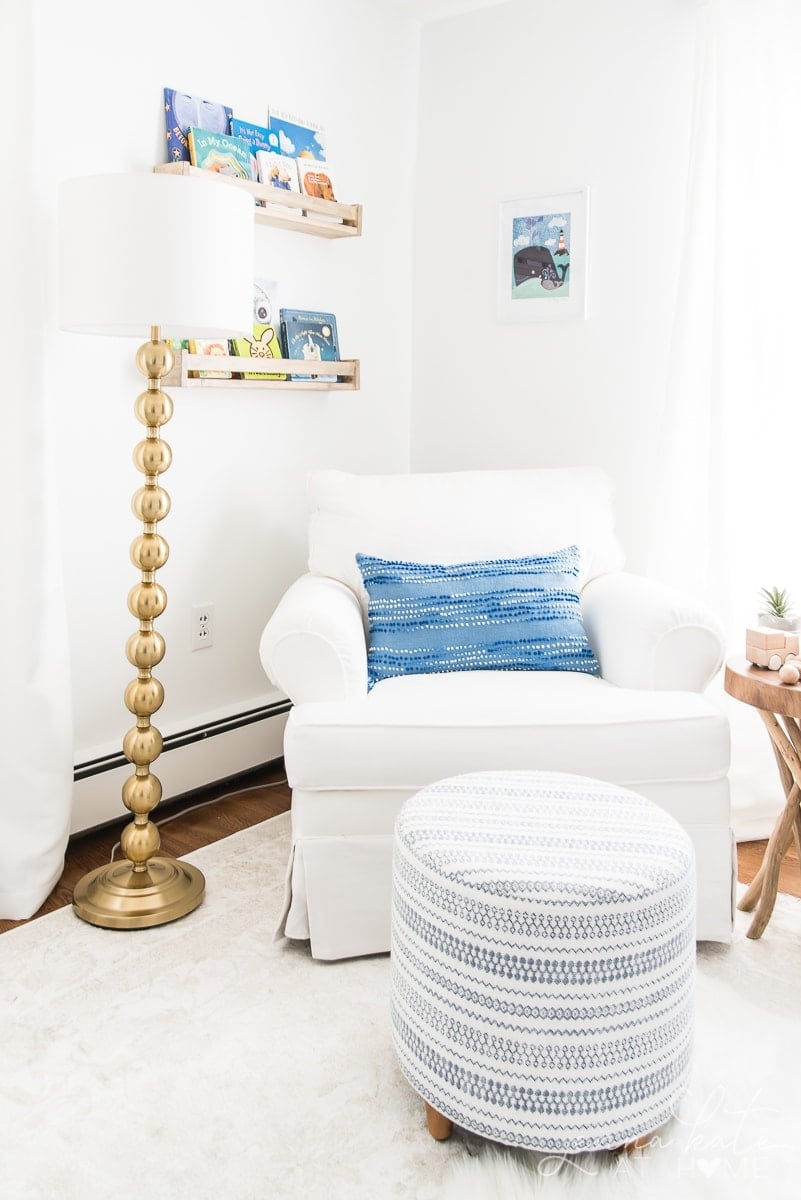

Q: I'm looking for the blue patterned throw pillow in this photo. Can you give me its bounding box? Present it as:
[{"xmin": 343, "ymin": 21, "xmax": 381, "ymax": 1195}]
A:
[{"xmin": 356, "ymin": 546, "xmax": 600, "ymax": 690}]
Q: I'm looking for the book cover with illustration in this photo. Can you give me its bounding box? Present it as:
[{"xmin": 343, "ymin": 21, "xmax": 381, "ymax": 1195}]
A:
[
  {"xmin": 231, "ymin": 280, "xmax": 286, "ymax": 380},
  {"xmin": 188, "ymin": 338, "xmax": 233, "ymax": 379},
  {"xmin": 187, "ymin": 127, "xmax": 252, "ymax": 179},
  {"xmin": 267, "ymin": 107, "xmax": 327, "ymax": 161},
  {"xmin": 296, "ymin": 158, "xmax": 337, "ymax": 202},
  {"xmin": 164, "ymin": 87, "xmax": 232, "ymax": 163},
  {"xmin": 256, "ymin": 151, "xmax": 300, "ymax": 192},
  {"xmin": 230, "ymin": 118, "xmax": 280, "ymax": 180},
  {"xmin": 280, "ymin": 308, "xmax": 339, "ymax": 382},
  {"xmin": 231, "ymin": 326, "xmax": 285, "ymax": 379}
]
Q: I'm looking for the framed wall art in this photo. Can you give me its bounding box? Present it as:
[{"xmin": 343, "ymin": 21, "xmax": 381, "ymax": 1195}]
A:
[{"xmin": 497, "ymin": 188, "xmax": 589, "ymax": 322}]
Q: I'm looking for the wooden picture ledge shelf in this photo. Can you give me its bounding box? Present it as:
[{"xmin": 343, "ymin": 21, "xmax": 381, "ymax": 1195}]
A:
[
  {"xmin": 164, "ymin": 352, "xmax": 360, "ymax": 391},
  {"xmin": 153, "ymin": 162, "xmax": 363, "ymax": 238}
]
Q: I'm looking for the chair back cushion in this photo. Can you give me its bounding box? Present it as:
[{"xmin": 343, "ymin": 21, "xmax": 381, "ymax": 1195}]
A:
[{"xmin": 307, "ymin": 467, "xmax": 625, "ymax": 614}]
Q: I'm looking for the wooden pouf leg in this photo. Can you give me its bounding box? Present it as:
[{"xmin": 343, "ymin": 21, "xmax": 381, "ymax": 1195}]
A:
[
  {"xmin": 614, "ymin": 1131, "xmax": 658, "ymax": 1155},
  {"xmin": 424, "ymin": 1102, "xmax": 453, "ymax": 1141}
]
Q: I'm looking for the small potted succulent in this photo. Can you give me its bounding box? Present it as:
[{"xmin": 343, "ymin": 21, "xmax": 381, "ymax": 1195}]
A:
[{"xmin": 758, "ymin": 585, "xmax": 799, "ymax": 631}]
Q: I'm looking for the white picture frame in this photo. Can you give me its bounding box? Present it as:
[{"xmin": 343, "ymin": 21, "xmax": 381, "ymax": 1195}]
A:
[{"xmin": 497, "ymin": 188, "xmax": 589, "ymax": 322}]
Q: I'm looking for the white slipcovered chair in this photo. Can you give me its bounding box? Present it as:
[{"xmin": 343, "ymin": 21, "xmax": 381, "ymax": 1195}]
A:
[{"xmin": 260, "ymin": 467, "xmax": 734, "ymax": 960}]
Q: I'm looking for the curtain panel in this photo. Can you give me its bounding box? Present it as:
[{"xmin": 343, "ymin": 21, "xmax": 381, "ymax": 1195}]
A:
[{"xmin": 0, "ymin": 3, "xmax": 73, "ymax": 919}]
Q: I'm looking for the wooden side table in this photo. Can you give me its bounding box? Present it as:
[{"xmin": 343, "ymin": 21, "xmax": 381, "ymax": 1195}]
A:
[{"xmin": 724, "ymin": 656, "xmax": 801, "ymax": 938}]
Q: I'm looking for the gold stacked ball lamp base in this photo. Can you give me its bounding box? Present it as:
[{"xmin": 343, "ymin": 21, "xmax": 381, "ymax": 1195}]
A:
[
  {"xmin": 73, "ymin": 857, "xmax": 205, "ymax": 929},
  {"xmin": 73, "ymin": 327, "xmax": 205, "ymax": 930}
]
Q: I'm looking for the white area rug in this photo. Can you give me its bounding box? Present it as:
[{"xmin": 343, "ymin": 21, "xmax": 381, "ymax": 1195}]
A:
[{"xmin": 1, "ymin": 814, "xmax": 798, "ymax": 1198}]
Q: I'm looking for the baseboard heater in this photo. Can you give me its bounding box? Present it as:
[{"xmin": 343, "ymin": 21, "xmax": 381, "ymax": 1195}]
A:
[{"xmin": 74, "ymin": 700, "xmax": 291, "ymax": 781}]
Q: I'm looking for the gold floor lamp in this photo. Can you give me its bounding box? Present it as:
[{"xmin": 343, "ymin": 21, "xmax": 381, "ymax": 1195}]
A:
[{"xmin": 58, "ymin": 171, "xmax": 253, "ymax": 929}]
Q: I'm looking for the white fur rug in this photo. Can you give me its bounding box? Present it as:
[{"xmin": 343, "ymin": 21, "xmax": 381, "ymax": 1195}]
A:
[{"xmin": 1, "ymin": 814, "xmax": 798, "ymax": 1198}]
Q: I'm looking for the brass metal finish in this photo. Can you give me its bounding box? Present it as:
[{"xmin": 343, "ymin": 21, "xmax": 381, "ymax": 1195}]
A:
[
  {"xmin": 73, "ymin": 327, "xmax": 205, "ymax": 929},
  {"xmin": 72, "ymin": 857, "xmax": 205, "ymax": 930}
]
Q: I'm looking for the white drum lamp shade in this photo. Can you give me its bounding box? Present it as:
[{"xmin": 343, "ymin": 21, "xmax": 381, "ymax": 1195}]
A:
[{"xmin": 58, "ymin": 171, "xmax": 254, "ymax": 338}]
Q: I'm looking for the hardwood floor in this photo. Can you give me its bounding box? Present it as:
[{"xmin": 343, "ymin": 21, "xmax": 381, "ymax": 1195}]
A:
[
  {"xmin": 1, "ymin": 760, "xmax": 799, "ymax": 935},
  {"xmin": 735, "ymin": 836, "xmax": 800, "ymax": 901},
  {"xmin": 0, "ymin": 760, "xmax": 291, "ymax": 936}
]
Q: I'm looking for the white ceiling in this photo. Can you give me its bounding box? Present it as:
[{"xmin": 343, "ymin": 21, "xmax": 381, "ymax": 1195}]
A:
[{"xmin": 376, "ymin": 0, "xmax": 511, "ymax": 23}]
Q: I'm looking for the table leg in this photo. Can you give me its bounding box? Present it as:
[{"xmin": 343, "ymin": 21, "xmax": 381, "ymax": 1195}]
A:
[
  {"xmin": 740, "ymin": 710, "xmax": 801, "ymax": 939},
  {"xmin": 745, "ymin": 799, "xmax": 798, "ymax": 938},
  {"xmin": 739, "ymin": 789, "xmax": 798, "ymax": 912},
  {"xmin": 780, "ymin": 712, "xmax": 801, "ymax": 760}
]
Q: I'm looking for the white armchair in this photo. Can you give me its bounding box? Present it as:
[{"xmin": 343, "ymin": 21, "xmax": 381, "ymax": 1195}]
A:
[{"xmin": 260, "ymin": 467, "xmax": 734, "ymax": 960}]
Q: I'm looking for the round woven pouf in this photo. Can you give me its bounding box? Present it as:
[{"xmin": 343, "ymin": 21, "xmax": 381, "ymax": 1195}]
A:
[{"xmin": 390, "ymin": 770, "xmax": 696, "ymax": 1154}]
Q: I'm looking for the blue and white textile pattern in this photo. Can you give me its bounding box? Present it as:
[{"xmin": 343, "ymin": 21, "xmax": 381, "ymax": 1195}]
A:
[
  {"xmin": 390, "ymin": 770, "xmax": 696, "ymax": 1153},
  {"xmin": 355, "ymin": 546, "xmax": 600, "ymax": 689}
]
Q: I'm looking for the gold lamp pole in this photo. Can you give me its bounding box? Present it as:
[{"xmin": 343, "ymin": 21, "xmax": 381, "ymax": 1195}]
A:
[
  {"xmin": 58, "ymin": 172, "xmax": 253, "ymax": 929},
  {"xmin": 72, "ymin": 328, "xmax": 205, "ymax": 926}
]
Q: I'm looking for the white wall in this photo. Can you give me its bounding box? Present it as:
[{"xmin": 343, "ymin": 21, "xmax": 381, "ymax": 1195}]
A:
[
  {"xmin": 33, "ymin": 0, "xmax": 419, "ymax": 798},
  {"xmin": 411, "ymin": 0, "xmax": 697, "ymax": 574},
  {"xmin": 27, "ymin": 0, "xmax": 771, "ymax": 837},
  {"xmin": 410, "ymin": 0, "xmax": 780, "ymax": 839}
]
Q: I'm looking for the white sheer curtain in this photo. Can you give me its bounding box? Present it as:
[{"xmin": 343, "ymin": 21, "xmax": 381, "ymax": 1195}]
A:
[
  {"xmin": 0, "ymin": 3, "xmax": 73, "ymax": 918},
  {"xmin": 651, "ymin": 0, "xmax": 801, "ymax": 835}
]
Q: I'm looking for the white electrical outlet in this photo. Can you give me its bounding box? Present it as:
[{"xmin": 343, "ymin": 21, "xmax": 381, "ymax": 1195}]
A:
[{"xmin": 190, "ymin": 603, "xmax": 214, "ymax": 651}]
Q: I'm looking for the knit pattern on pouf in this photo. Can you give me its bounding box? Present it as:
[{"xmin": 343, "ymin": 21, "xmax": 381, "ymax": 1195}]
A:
[{"xmin": 390, "ymin": 770, "xmax": 696, "ymax": 1153}]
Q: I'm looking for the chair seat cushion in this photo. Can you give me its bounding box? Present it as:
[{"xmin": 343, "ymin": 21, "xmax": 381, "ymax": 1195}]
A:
[{"xmin": 284, "ymin": 669, "xmax": 729, "ymax": 792}]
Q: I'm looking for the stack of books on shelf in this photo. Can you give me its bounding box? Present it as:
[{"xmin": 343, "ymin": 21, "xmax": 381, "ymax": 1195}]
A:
[
  {"xmin": 163, "ymin": 88, "xmax": 340, "ymax": 203},
  {"xmin": 171, "ymin": 279, "xmax": 343, "ymax": 382}
]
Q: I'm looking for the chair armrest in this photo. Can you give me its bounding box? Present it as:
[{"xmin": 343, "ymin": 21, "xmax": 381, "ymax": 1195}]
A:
[
  {"xmin": 581, "ymin": 571, "xmax": 725, "ymax": 692},
  {"xmin": 259, "ymin": 574, "xmax": 368, "ymax": 704}
]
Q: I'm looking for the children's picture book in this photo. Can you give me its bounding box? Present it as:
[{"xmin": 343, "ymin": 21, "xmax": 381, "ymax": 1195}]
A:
[
  {"xmin": 188, "ymin": 338, "xmax": 233, "ymax": 379},
  {"xmin": 231, "ymin": 279, "xmax": 286, "ymax": 380},
  {"xmin": 164, "ymin": 88, "xmax": 232, "ymax": 163},
  {"xmin": 231, "ymin": 325, "xmax": 285, "ymax": 380},
  {"xmin": 187, "ymin": 127, "xmax": 252, "ymax": 179},
  {"xmin": 280, "ymin": 308, "xmax": 340, "ymax": 382},
  {"xmin": 296, "ymin": 158, "xmax": 337, "ymax": 202},
  {"xmin": 267, "ymin": 107, "xmax": 327, "ymax": 161},
  {"xmin": 230, "ymin": 119, "xmax": 280, "ymax": 180},
  {"xmin": 256, "ymin": 151, "xmax": 300, "ymax": 192}
]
